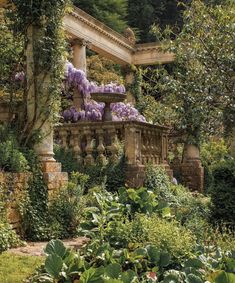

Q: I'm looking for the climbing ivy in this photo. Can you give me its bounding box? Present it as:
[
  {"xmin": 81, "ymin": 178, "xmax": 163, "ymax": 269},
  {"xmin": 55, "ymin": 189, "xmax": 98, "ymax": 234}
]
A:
[{"xmin": 6, "ymin": 0, "xmax": 69, "ymax": 144}]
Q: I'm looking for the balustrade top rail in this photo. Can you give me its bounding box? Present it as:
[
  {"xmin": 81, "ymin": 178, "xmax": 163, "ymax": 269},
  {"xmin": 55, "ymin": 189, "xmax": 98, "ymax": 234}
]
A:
[{"xmin": 55, "ymin": 120, "xmax": 169, "ymax": 132}]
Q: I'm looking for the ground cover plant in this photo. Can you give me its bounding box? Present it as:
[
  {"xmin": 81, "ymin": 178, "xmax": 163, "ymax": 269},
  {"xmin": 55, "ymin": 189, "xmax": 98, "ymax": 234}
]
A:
[{"xmin": 0, "ymin": 252, "xmax": 43, "ymax": 283}]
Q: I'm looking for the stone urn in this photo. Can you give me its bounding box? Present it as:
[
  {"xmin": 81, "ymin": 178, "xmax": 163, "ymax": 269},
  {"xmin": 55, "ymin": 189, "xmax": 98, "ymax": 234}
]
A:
[{"xmin": 91, "ymin": 92, "xmax": 126, "ymax": 121}]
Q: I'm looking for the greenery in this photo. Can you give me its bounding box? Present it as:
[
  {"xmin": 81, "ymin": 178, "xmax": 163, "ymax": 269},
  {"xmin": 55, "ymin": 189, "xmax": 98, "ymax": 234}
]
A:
[
  {"xmin": 144, "ymin": 0, "xmax": 235, "ymax": 147},
  {"xmin": 0, "ymin": 252, "xmax": 43, "ymax": 283},
  {"xmin": 210, "ymin": 159, "xmax": 235, "ymax": 228},
  {"xmin": 0, "ymin": 179, "xmax": 23, "ymax": 253},
  {"xmin": 0, "ymin": 125, "xmax": 29, "ymax": 172},
  {"xmin": 5, "ymin": 0, "xmax": 68, "ymax": 145},
  {"xmin": 73, "ymin": 0, "xmax": 128, "ymax": 33}
]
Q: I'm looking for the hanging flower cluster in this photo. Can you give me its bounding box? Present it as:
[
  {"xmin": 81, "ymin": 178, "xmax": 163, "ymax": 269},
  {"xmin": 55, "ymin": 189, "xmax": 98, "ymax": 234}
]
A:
[
  {"xmin": 63, "ymin": 62, "xmax": 146, "ymax": 123},
  {"xmin": 65, "ymin": 62, "xmax": 125, "ymax": 98}
]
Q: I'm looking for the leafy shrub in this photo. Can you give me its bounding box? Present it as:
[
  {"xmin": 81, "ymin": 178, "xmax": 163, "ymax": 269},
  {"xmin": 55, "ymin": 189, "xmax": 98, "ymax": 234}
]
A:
[
  {"xmin": 119, "ymin": 187, "xmax": 158, "ymax": 215},
  {"xmin": 210, "ymin": 159, "xmax": 235, "ymax": 228},
  {"xmin": 144, "ymin": 165, "xmax": 171, "ymax": 198},
  {"xmin": 137, "ymin": 214, "xmax": 196, "ymax": 259},
  {"xmin": 0, "ymin": 125, "xmax": 28, "ymax": 172},
  {"xmin": 54, "ymin": 145, "xmax": 126, "ymax": 191},
  {"xmin": 201, "ymin": 139, "xmax": 229, "ymax": 193},
  {"xmin": 54, "ymin": 144, "xmax": 79, "ymax": 173},
  {"xmin": 49, "ymin": 172, "xmax": 88, "ymax": 238},
  {"xmin": 0, "ymin": 221, "xmax": 22, "ymax": 253}
]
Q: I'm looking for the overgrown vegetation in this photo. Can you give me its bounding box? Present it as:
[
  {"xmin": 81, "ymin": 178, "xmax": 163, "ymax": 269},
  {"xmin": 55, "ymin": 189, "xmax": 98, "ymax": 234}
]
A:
[{"xmin": 28, "ymin": 166, "xmax": 235, "ymax": 282}]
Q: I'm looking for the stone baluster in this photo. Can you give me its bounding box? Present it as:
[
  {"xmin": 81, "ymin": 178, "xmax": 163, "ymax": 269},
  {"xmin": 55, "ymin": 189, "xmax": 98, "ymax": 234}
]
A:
[
  {"xmin": 84, "ymin": 127, "xmax": 94, "ymax": 165},
  {"xmin": 106, "ymin": 126, "xmax": 119, "ymax": 162},
  {"xmin": 96, "ymin": 128, "xmax": 107, "ymax": 165},
  {"xmin": 60, "ymin": 129, "xmax": 68, "ymax": 150},
  {"xmin": 71, "ymin": 128, "xmax": 82, "ymax": 163},
  {"xmin": 150, "ymin": 130, "xmax": 155, "ymax": 163},
  {"xmin": 141, "ymin": 129, "xmax": 148, "ymax": 165}
]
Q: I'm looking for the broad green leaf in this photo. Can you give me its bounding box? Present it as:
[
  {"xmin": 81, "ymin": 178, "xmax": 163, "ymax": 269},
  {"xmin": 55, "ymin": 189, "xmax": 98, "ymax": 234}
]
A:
[
  {"xmin": 105, "ymin": 263, "xmax": 122, "ymax": 279},
  {"xmin": 44, "ymin": 239, "xmax": 67, "ymax": 258},
  {"xmin": 45, "ymin": 254, "xmax": 63, "ymax": 279},
  {"xmin": 187, "ymin": 273, "xmax": 203, "ymax": 283},
  {"xmin": 121, "ymin": 270, "xmax": 137, "ymax": 283},
  {"xmin": 146, "ymin": 245, "xmax": 161, "ymax": 264},
  {"xmin": 160, "ymin": 251, "xmax": 171, "ymax": 267}
]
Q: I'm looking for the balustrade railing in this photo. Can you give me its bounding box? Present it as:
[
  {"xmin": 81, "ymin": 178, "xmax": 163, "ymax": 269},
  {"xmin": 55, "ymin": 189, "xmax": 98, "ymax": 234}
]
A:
[{"xmin": 54, "ymin": 121, "xmax": 169, "ymax": 167}]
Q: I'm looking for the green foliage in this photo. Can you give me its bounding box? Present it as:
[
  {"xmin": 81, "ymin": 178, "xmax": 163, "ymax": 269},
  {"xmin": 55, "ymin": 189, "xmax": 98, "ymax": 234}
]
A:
[
  {"xmin": 137, "ymin": 214, "xmax": 196, "ymax": 259},
  {"xmin": 0, "ymin": 125, "xmax": 29, "ymax": 172},
  {"xmin": 49, "ymin": 172, "xmax": 88, "ymax": 238},
  {"xmin": 210, "ymin": 159, "xmax": 235, "ymax": 228},
  {"xmin": 6, "ymin": 0, "xmax": 69, "ymax": 143},
  {"xmin": 119, "ymin": 187, "xmax": 158, "ymax": 215},
  {"xmin": 0, "ymin": 183, "xmax": 23, "ymax": 253},
  {"xmin": 127, "ymin": 0, "xmax": 185, "ymax": 43},
  {"xmin": 54, "ymin": 144, "xmax": 79, "ymax": 173},
  {"xmin": 0, "ymin": 221, "xmax": 22, "ymax": 253},
  {"xmin": 147, "ymin": 0, "xmax": 235, "ymax": 145},
  {"xmin": 201, "ymin": 138, "xmax": 229, "ymax": 192},
  {"xmin": 73, "ymin": 0, "xmax": 128, "ymax": 33},
  {"xmin": 87, "ymin": 55, "xmax": 124, "ymax": 85},
  {"xmin": 55, "ymin": 144, "xmax": 126, "ymax": 191},
  {"xmin": 144, "ymin": 165, "xmax": 172, "ymax": 200},
  {"xmin": 0, "ymin": 8, "xmax": 23, "ymax": 96}
]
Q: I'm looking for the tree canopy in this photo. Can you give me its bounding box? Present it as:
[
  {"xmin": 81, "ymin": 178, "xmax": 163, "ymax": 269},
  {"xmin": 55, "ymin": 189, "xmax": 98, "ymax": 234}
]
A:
[
  {"xmin": 141, "ymin": 0, "xmax": 235, "ymax": 146},
  {"xmin": 73, "ymin": 0, "xmax": 128, "ymax": 33}
]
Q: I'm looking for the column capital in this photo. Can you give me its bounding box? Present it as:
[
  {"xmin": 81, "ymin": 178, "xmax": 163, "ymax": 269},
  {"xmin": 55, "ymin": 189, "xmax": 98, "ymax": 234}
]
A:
[{"xmin": 71, "ymin": 38, "xmax": 91, "ymax": 48}]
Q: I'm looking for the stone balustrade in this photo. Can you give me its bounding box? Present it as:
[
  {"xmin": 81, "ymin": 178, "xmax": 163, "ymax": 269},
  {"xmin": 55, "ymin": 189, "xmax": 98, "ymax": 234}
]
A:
[{"xmin": 55, "ymin": 121, "xmax": 170, "ymax": 186}]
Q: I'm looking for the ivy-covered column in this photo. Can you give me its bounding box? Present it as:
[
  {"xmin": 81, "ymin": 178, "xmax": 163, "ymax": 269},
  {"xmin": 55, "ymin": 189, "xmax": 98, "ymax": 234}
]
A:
[
  {"xmin": 10, "ymin": 0, "xmax": 69, "ymax": 192},
  {"xmin": 26, "ymin": 25, "xmax": 54, "ymax": 163}
]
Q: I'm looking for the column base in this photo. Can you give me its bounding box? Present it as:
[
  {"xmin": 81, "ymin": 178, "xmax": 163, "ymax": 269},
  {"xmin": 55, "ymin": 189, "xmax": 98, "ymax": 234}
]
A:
[
  {"xmin": 41, "ymin": 160, "xmax": 68, "ymax": 198},
  {"xmin": 125, "ymin": 165, "xmax": 145, "ymax": 188}
]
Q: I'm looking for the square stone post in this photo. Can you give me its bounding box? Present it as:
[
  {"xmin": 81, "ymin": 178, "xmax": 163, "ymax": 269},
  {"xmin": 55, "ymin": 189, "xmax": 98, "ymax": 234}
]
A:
[
  {"xmin": 124, "ymin": 124, "xmax": 145, "ymax": 187},
  {"xmin": 180, "ymin": 144, "xmax": 204, "ymax": 192}
]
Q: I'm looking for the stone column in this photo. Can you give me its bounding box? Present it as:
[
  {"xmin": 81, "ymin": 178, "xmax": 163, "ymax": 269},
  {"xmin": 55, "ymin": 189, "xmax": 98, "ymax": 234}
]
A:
[
  {"xmin": 71, "ymin": 39, "xmax": 89, "ymax": 110},
  {"xmin": 72, "ymin": 39, "xmax": 87, "ymax": 72},
  {"xmin": 180, "ymin": 144, "xmax": 204, "ymax": 192},
  {"xmin": 26, "ymin": 25, "xmax": 68, "ymax": 193},
  {"xmin": 125, "ymin": 72, "xmax": 136, "ymax": 105}
]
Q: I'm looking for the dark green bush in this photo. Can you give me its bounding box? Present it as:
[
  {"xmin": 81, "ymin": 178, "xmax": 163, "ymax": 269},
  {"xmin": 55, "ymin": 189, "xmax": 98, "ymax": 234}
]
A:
[
  {"xmin": 0, "ymin": 125, "xmax": 28, "ymax": 172},
  {"xmin": 54, "ymin": 144, "xmax": 79, "ymax": 173},
  {"xmin": 210, "ymin": 159, "xmax": 235, "ymax": 228},
  {"xmin": 55, "ymin": 144, "xmax": 126, "ymax": 191}
]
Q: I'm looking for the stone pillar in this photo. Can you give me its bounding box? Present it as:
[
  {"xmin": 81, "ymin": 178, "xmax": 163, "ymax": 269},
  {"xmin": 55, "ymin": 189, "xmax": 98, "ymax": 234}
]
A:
[
  {"xmin": 71, "ymin": 39, "xmax": 89, "ymax": 110},
  {"xmin": 180, "ymin": 144, "xmax": 204, "ymax": 192},
  {"xmin": 72, "ymin": 39, "xmax": 87, "ymax": 72},
  {"xmin": 125, "ymin": 72, "xmax": 136, "ymax": 105},
  {"xmin": 26, "ymin": 25, "xmax": 68, "ymax": 193}
]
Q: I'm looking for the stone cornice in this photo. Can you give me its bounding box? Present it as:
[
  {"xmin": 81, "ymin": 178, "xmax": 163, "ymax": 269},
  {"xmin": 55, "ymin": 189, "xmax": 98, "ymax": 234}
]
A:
[{"xmin": 69, "ymin": 7, "xmax": 135, "ymax": 52}]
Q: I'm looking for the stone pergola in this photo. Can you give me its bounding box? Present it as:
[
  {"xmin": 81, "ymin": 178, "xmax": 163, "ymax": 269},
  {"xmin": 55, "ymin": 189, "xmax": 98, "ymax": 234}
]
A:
[{"xmin": 65, "ymin": 6, "xmax": 174, "ymax": 70}]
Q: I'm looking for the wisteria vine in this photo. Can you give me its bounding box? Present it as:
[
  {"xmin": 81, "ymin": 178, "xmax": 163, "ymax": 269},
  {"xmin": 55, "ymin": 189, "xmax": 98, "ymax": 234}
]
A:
[{"xmin": 63, "ymin": 62, "xmax": 146, "ymax": 123}]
